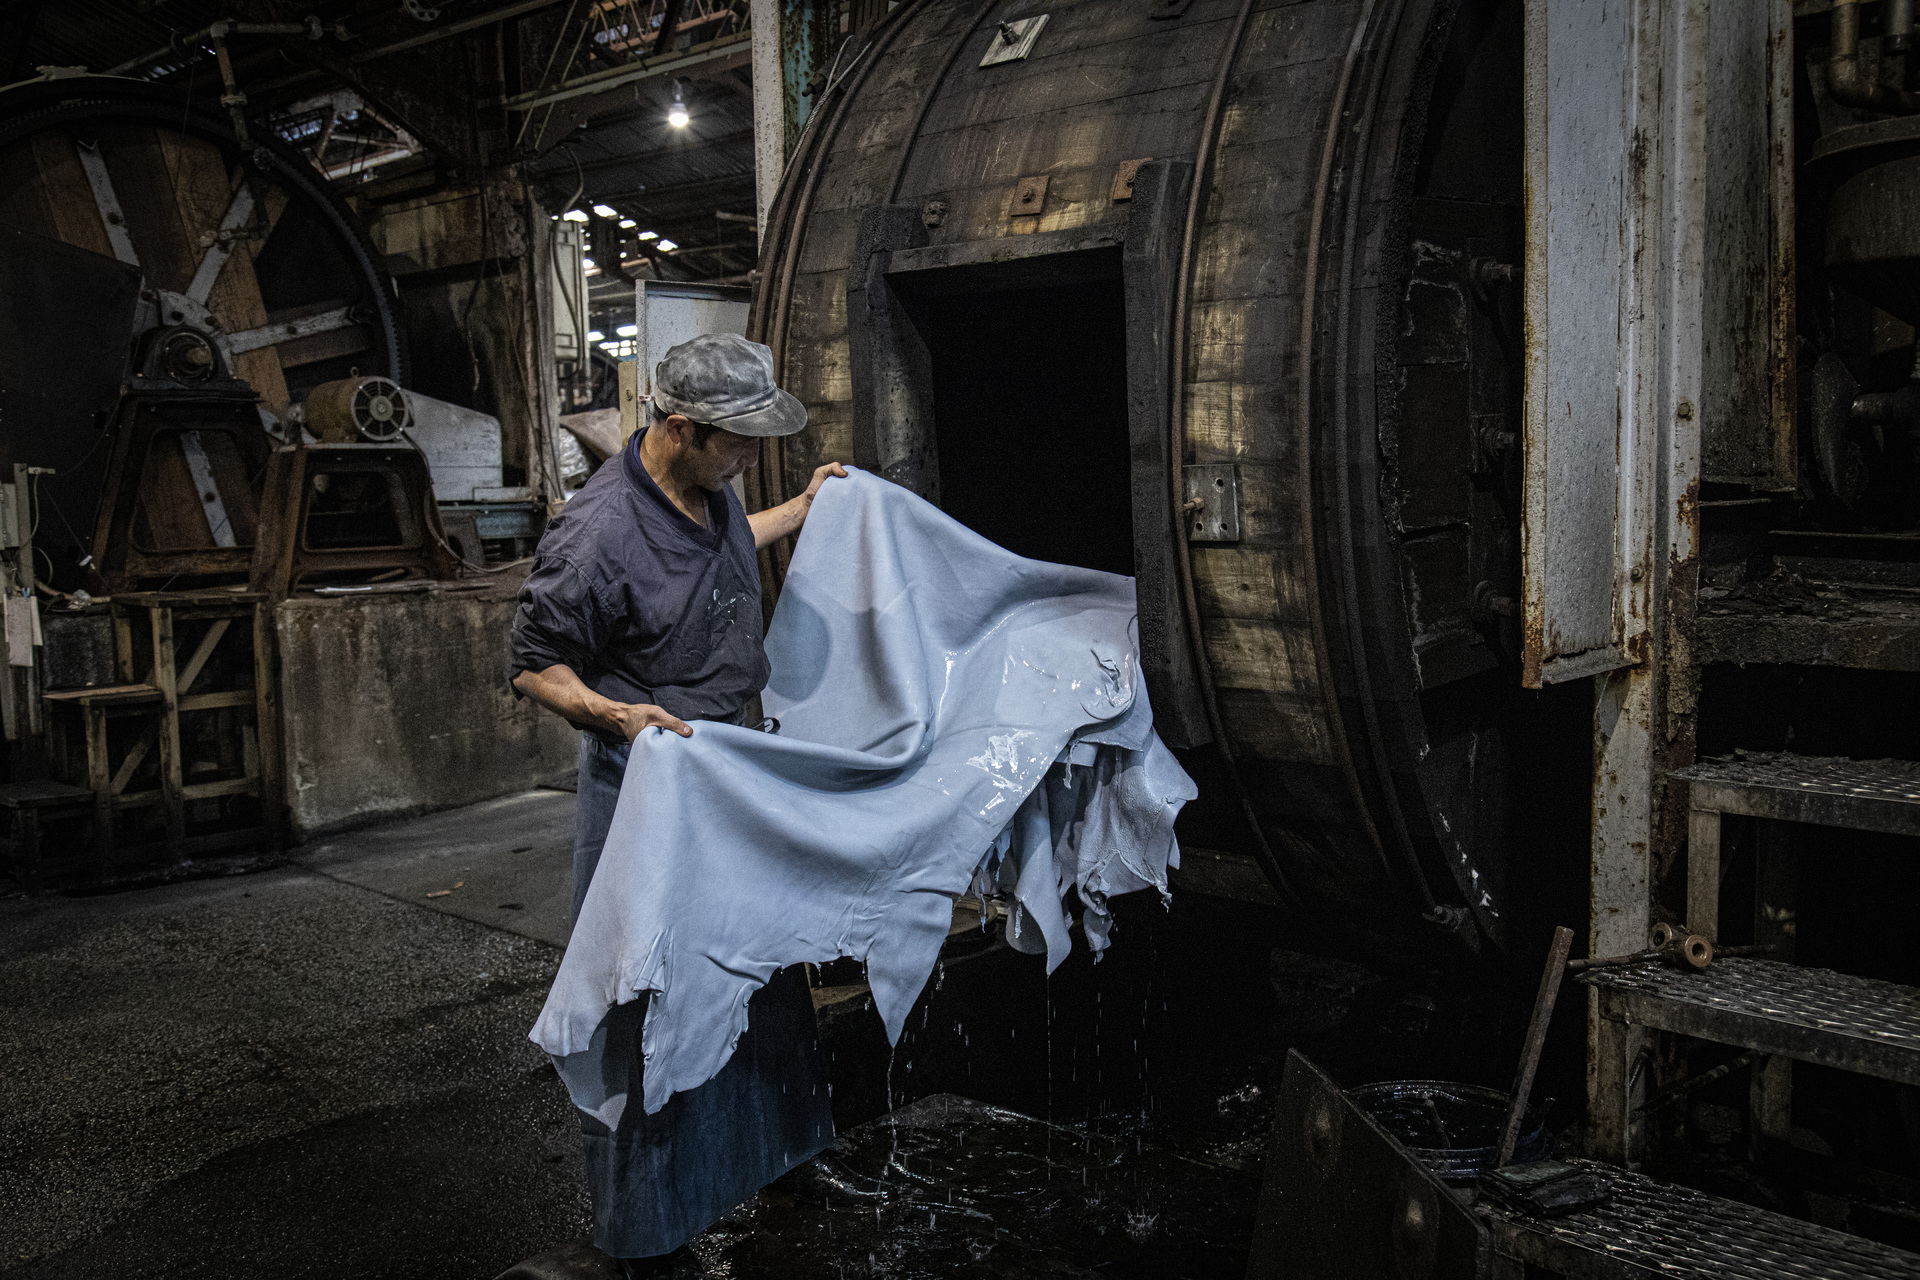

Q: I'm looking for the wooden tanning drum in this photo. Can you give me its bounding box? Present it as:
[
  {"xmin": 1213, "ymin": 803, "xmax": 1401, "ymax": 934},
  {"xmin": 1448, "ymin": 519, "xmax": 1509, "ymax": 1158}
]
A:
[{"xmin": 748, "ymin": 0, "xmax": 1528, "ymax": 958}]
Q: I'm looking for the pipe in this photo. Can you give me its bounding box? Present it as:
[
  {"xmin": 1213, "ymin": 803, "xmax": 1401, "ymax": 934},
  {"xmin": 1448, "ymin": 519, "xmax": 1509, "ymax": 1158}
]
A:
[
  {"xmin": 105, "ymin": 18, "xmax": 349, "ymax": 79},
  {"xmin": 353, "ymin": 0, "xmax": 572, "ymax": 64},
  {"xmin": 1829, "ymin": 0, "xmax": 1916, "ymax": 114}
]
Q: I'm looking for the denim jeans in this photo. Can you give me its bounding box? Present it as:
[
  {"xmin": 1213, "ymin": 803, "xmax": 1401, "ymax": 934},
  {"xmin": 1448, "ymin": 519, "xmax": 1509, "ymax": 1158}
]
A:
[{"xmin": 572, "ymin": 732, "xmax": 631, "ymax": 925}]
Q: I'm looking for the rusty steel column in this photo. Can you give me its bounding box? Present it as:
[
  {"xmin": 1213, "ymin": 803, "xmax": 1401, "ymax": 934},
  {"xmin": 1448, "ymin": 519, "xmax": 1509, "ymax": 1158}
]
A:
[
  {"xmin": 1525, "ymin": 0, "xmax": 1713, "ymax": 1166},
  {"xmin": 751, "ymin": 0, "xmax": 833, "ymax": 243}
]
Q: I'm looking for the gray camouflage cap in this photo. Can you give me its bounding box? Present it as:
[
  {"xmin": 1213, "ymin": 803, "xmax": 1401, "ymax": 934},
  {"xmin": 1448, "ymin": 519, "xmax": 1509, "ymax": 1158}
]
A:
[{"xmin": 652, "ymin": 332, "xmax": 807, "ymax": 438}]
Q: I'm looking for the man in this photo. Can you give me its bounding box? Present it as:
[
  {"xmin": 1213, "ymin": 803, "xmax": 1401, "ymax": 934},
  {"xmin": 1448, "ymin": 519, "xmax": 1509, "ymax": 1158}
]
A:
[{"xmin": 509, "ymin": 333, "xmax": 845, "ymax": 1271}]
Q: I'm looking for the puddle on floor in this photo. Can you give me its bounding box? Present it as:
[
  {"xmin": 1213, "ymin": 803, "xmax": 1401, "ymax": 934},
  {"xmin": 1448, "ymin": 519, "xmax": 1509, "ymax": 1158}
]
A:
[{"xmin": 684, "ymin": 1092, "xmax": 1260, "ymax": 1279}]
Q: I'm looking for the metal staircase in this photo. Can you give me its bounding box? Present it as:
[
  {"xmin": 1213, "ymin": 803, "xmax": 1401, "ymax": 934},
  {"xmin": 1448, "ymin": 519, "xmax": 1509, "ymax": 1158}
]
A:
[
  {"xmin": 1569, "ymin": 752, "xmax": 1920, "ymax": 1272},
  {"xmin": 1484, "ymin": 1157, "xmax": 1920, "ymax": 1278}
]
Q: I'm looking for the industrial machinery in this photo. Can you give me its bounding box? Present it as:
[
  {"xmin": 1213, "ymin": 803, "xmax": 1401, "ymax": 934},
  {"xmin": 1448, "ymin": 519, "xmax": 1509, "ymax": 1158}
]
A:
[
  {"xmin": 749, "ymin": 0, "xmax": 1533, "ymax": 958},
  {"xmin": 0, "ymin": 75, "xmax": 413, "ymax": 597},
  {"xmin": 754, "ymin": 5, "xmax": 1920, "ymax": 1266},
  {"xmin": 250, "ymin": 374, "xmax": 461, "ymax": 595},
  {"xmin": 0, "ymin": 75, "xmax": 479, "ymax": 876}
]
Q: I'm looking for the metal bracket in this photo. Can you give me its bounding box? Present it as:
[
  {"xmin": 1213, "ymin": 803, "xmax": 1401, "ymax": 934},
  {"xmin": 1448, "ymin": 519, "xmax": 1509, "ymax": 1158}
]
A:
[
  {"xmin": 1007, "ymin": 173, "xmax": 1050, "ymax": 222},
  {"xmin": 1183, "ymin": 463, "xmax": 1241, "ymax": 542},
  {"xmin": 980, "ymin": 15, "xmax": 1048, "ymax": 66},
  {"xmin": 1111, "ymin": 157, "xmax": 1151, "ymax": 203}
]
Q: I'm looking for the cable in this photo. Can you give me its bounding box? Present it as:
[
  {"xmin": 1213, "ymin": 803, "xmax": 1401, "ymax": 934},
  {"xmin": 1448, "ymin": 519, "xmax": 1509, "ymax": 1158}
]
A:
[{"xmin": 397, "ymin": 429, "xmax": 536, "ymax": 576}]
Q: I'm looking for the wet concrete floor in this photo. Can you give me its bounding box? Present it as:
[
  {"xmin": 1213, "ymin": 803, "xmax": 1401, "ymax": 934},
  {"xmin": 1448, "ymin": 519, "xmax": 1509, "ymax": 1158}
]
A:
[
  {"xmin": 2, "ymin": 786, "xmax": 1295, "ymax": 1279},
  {"xmin": 0, "ymin": 790, "xmax": 589, "ymax": 1279}
]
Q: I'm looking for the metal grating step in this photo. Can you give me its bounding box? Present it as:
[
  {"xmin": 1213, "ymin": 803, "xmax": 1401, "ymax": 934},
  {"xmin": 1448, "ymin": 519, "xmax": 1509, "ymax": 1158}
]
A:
[
  {"xmin": 1582, "ymin": 958, "xmax": 1920, "ymax": 1086},
  {"xmin": 1675, "ymin": 751, "xmax": 1920, "ymax": 836},
  {"xmin": 1489, "ymin": 1157, "xmax": 1920, "ymax": 1279}
]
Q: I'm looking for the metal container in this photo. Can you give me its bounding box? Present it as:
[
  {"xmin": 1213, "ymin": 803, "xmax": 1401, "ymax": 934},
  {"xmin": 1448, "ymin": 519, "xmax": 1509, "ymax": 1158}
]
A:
[{"xmin": 1347, "ymin": 1079, "xmax": 1549, "ymax": 1183}]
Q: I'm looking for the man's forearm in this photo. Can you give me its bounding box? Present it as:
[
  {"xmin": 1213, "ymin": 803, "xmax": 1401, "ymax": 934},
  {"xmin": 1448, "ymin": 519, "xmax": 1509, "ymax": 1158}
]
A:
[
  {"xmin": 748, "ymin": 463, "xmax": 847, "ymax": 549},
  {"xmin": 513, "ymin": 664, "xmax": 615, "ymax": 732},
  {"xmin": 512, "ymin": 664, "xmax": 695, "ymax": 739},
  {"xmin": 748, "ymin": 495, "xmax": 810, "ymax": 549}
]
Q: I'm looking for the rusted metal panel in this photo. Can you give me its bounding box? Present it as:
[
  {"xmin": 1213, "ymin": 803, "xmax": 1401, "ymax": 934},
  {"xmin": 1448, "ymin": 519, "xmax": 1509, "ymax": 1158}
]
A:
[
  {"xmin": 1245, "ymin": 1051, "xmax": 1488, "ymax": 1279},
  {"xmin": 1700, "ymin": 0, "xmax": 1796, "ymax": 490},
  {"xmin": 752, "ymin": 0, "xmax": 824, "ymax": 238},
  {"xmin": 1521, "ymin": 0, "xmax": 1640, "ymax": 688}
]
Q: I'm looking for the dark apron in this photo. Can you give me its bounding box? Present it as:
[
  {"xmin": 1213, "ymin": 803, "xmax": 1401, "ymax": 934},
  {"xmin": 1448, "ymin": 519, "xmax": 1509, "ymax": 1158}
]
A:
[
  {"xmin": 572, "ymin": 733, "xmax": 833, "ymax": 1259},
  {"xmin": 578, "ymin": 967, "xmax": 832, "ymax": 1257}
]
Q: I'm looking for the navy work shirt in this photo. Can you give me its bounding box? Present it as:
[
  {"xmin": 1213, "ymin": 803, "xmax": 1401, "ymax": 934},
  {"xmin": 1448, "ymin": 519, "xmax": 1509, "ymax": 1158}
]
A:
[{"xmin": 509, "ymin": 429, "xmax": 767, "ymax": 739}]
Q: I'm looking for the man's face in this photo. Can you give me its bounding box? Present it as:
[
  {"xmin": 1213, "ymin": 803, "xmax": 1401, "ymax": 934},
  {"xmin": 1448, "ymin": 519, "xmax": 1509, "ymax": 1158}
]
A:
[{"xmin": 663, "ymin": 416, "xmax": 760, "ymax": 491}]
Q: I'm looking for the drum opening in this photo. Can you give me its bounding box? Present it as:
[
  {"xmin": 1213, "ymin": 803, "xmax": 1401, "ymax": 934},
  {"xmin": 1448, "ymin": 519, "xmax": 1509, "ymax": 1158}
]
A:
[{"xmin": 918, "ymin": 277, "xmax": 1135, "ymax": 577}]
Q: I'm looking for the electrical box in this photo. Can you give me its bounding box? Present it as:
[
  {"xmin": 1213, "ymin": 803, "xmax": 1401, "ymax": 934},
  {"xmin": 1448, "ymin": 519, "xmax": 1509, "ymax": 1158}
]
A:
[
  {"xmin": 632, "ymin": 279, "xmax": 751, "ymax": 401},
  {"xmin": 552, "ymin": 221, "xmax": 589, "ymax": 372}
]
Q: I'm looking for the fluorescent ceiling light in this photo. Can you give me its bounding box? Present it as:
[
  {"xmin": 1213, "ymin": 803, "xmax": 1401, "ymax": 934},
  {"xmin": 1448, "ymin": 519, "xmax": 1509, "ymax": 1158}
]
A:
[
  {"xmin": 616, "ymin": 323, "xmax": 638, "ymax": 337},
  {"xmin": 655, "ymin": 238, "xmax": 677, "ymax": 252},
  {"xmin": 618, "ymin": 218, "xmax": 636, "ymax": 228},
  {"xmin": 593, "ymin": 204, "xmax": 618, "ymax": 218},
  {"xmin": 562, "ymin": 208, "xmax": 589, "ymax": 222},
  {"xmin": 587, "ymin": 330, "xmax": 604, "ymax": 341},
  {"xmin": 637, "ymin": 230, "xmax": 658, "ymax": 241}
]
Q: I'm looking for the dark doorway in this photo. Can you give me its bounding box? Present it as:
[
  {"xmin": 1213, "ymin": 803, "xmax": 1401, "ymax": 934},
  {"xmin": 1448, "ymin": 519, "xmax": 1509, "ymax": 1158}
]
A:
[{"xmin": 922, "ymin": 278, "xmax": 1135, "ymax": 576}]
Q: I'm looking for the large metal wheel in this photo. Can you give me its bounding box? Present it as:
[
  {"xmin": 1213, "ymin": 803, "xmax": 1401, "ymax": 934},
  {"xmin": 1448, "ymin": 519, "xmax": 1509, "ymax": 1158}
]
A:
[
  {"xmin": 0, "ymin": 76, "xmax": 406, "ymax": 414},
  {"xmin": 0, "ymin": 75, "xmax": 407, "ymax": 590}
]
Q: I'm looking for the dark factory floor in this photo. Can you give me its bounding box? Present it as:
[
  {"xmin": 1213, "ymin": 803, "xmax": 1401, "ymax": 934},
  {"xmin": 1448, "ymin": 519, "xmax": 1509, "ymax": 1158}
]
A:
[
  {"xmin": 1, "ymin": 789, "xmax": 1308, "ymax": 1280},
  {"xmin": 0, "ymin": 791, "xmax": 589, "ymax": 1280}
]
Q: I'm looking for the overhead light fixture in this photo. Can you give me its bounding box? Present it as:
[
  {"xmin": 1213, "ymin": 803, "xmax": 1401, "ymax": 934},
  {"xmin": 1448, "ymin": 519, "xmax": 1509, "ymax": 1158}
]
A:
[
  {"xmin": 587, "ymin": 330, "xmax": 604, "ymax": 342},
  {"xmin": 637, "ymin": 230, "xmax": 658, "ymax": 241},
  {"xmin": 618, "ymin": 218, "xmax": 636, "ymax": 228},
  {"xmin": 562, "ymin": 208, "xmax": 589, "ymax": 222},
  {"xmin": 582, "ymin": 257, "xmax": 600, "ymax": 276},
  {"xmin": 592, "ymin": 204, "xmax": 618, "ymax": 218},
  {"xmin": 616, "ymin": 323, "xmax": 639, "ymax": 338},
  {"xmin": 667, "ymin": 81, "xmax": 689, "ymax": 129},
  {"xmin": 655, "ymin": 238, "xmax": 678, "ymax": 252}
]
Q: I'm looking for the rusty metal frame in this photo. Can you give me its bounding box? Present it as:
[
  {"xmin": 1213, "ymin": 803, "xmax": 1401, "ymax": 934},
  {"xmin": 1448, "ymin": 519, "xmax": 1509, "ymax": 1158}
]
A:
[{"xmin": 1523, "ymin": 0, "xmax": 1725, "ymax": 1165}]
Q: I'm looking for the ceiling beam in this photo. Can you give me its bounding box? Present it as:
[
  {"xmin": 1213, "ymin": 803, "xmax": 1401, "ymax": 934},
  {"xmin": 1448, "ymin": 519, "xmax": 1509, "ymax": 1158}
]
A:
[
  {"xmin": 500, "ymin": 29, "xmax": 751, "ymax": 111},
  {"xmin": 352, "ymin": 0, "xmax": 575, "ymax": 64}
]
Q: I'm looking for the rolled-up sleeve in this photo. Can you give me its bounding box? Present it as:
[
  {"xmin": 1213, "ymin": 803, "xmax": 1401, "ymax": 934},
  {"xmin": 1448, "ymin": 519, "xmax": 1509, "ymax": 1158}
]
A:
[{"xmin": 508, "ymin": 557, "xmax": 610, "ymax": 690}]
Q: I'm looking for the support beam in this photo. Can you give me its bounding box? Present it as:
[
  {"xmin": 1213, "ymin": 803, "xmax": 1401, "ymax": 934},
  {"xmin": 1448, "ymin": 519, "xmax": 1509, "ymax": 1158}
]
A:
[
  {"xmin": 1527, "ymin": 0, "xmax": 1712, "ymax": 1165},
  {"xmin": 750, "ymin": 0, "xmax": 826, "ymax": 243}
]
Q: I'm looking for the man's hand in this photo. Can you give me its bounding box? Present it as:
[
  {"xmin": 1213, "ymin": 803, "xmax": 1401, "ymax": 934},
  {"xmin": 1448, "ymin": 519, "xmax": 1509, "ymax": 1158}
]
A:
[
  {"xmin": 601, "ymin": 699, "xmax": 693, "ymax": 741},
  {"xmin": 749, "ymin": 461, "xmax": 848, "ymax": 549},
  {"xmin": 802, "ymin": 462, "xmax": 849, "ymax": 501},
  {"xmin": 512, "ymin": 664, "xmax": 693, "ymax": 740}
]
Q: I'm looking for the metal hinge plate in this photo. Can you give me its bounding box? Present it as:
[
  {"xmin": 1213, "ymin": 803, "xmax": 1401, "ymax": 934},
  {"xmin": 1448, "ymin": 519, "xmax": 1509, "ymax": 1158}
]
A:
[
  {"xmin": 1184, "ymin": 463, "xmax": 1241, "ymax": 543},
  {"xmin": 1007, "ymin": 173, "xmax": 1050, "ymax": 221},
  {"xmin": 981, "ymin": 15, "xmax": 1048, "ymax": 66}
]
